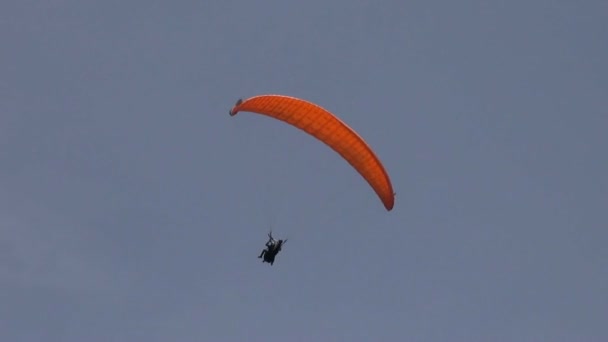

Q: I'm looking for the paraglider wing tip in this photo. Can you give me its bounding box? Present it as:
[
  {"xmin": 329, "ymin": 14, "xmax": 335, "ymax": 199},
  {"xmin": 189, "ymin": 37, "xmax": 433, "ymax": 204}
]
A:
[
  {"xmin": 229, "ymin": 98, "xmax": 243, "ymax": 116},
  {"xmin": 385, "ymin": 194, "xmax": 396, "ymax": 211}
]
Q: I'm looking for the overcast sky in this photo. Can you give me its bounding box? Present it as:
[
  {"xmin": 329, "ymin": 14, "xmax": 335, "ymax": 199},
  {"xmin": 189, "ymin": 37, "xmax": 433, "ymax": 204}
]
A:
[{"xmin": 2, "ymin": 0, "xmax": 607, "ymax": 341}]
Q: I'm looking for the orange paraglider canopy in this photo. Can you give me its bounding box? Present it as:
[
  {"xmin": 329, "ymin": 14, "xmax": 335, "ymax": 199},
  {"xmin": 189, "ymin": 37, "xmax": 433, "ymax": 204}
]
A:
[{"xmin": 229, "ymin": 94, "xmax": 394, "ymax": 211}]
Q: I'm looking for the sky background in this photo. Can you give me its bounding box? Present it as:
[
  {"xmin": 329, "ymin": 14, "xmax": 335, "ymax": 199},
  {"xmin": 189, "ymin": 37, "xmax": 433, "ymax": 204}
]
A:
[{"xmin": 2, "ymin": 0, "xmax": 607, "ymax": 341}]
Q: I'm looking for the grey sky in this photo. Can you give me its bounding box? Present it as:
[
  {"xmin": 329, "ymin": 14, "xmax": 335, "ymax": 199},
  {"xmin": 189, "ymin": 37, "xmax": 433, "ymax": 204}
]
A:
[{"xmin": 2, "ymin": 0, "xmax": 607, "ymax": 341}]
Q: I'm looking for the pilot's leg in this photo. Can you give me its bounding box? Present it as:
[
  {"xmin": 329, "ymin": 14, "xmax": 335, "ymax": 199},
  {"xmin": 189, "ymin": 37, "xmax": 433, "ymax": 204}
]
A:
[{"xmin": 258, "ymin": 250, "xmax": 266, "ymax": 258}]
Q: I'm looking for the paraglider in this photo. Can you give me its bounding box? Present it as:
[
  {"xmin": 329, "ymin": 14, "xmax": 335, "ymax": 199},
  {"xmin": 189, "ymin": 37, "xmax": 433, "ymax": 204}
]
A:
[
  {"xmin": 229, "ymin": 94, "xmax": 395, "ymax": 211},
  {"xmin": 258, "ymin": 231, "xmax": 287, "ymax": 266}
]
